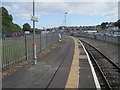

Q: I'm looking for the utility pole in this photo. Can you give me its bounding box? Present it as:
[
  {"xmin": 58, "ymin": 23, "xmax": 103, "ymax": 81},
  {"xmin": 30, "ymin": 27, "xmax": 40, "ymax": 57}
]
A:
[{"xmin": 32, "ymin": 0, "xmax": 37, "ymax": 65}]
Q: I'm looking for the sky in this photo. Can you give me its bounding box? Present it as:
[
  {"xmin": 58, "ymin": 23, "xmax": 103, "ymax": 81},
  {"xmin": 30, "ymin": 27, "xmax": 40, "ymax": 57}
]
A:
[{"xmin": 1, "ymin": 1, "xmax": 119, "ymax": 29}]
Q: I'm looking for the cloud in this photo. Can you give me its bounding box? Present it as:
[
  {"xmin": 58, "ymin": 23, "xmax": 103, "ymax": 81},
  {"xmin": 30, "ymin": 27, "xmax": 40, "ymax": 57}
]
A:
[
  {"xmin": 36, "ymin": 22, "xmax": 60, "ymax": 28},
  {"xmin": 2, "ymin": 2, "xmax": 118, "ymax": 28},
  {"xmin": 66, "ymin": 2, "xmax": 118, "ymax": 17},
  {"xmin": 15, "ymin": 14, "xmax": 31, "ymax": 19},
  {"xmin": 2, "ymin": 0, "xmax": 120, "ymax": 2},
  {"xmin": 3, "ymin": 2, "xmax": 118, "ymax": 19}
]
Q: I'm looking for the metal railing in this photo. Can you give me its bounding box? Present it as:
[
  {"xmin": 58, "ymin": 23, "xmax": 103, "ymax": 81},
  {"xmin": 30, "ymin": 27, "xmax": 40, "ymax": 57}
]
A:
[{"xmin": 1, "ymin": 32, "xmax": 60, "ymax": 69}]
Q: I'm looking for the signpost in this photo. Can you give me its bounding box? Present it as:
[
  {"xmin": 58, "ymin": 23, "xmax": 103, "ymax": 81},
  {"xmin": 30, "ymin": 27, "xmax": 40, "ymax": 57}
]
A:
[
  {"xmin": 32, "ymin": 0, "xmax": 37, "ymax": 65},
  {"xmin": 31, "ymin": 15, "xmax": 38, "ymax": 22},
  {"xmin": 25, "ymin": 31, "xmax": 30, "ymax": 34}
]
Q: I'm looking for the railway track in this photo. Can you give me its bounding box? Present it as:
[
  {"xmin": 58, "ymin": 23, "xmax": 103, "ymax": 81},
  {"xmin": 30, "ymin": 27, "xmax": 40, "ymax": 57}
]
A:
[{"xmin": 79, "ymin": 39, "xmax": 120, "ymax": 89}]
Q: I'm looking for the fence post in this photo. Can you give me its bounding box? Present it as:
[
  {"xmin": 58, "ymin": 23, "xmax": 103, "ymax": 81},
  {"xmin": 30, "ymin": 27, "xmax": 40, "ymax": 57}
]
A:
[
  {"xmin": 46, "ymin": 33, "xmax": 47, "ymax": 47},
  {"xmin": 51, "ymin": 32, "xmax": 52, "ymax": 45},
  {"xmin": 40, "ymin": 32, "xmax": 41, "ymax": 51},
  {"xmin": 25, "ymin": 34, "xmax": 28, "ymax": 60}
]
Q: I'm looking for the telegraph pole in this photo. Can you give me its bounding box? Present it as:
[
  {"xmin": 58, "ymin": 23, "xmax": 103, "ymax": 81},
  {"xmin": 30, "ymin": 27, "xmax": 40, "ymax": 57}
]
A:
[{"xmin": 32, "ymin": 0, "xmax": 37, "ymax": 65}]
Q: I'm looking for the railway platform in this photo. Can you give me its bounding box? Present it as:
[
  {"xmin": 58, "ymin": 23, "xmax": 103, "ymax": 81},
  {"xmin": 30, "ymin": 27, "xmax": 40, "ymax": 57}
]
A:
[
  {"xmin": 2, "ymin": 36, "xmax": 100, "ymax": 89},
  {"xmin": 78, "ymin": 40, "xmax": 100, "ymax": 89}
]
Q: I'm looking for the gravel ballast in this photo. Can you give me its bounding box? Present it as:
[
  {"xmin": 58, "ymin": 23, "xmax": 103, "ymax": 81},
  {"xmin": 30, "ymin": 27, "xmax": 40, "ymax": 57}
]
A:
[{"xmin": 79, "ymin": 37, "xmax": 119, "ymax": 66}]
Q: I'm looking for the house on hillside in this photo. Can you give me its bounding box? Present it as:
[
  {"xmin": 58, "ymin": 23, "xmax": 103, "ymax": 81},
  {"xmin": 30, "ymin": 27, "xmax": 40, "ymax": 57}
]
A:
[{"xmin": 107, "ymin": 22, "xmax": 119, "ymax": 34}]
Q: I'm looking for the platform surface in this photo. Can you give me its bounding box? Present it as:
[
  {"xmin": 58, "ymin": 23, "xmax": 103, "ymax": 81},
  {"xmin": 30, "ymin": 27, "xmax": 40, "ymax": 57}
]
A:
[
  {"xmin": 78, "ymin": 40, "xmax": 99, "ymax": 89},
  {"xmin": 2, "ymin": 37, "xmax": 99, "ymax": 89},
  {"xmin": 3, "ymin": 37, "xmax": 74, "ymax": 88}
]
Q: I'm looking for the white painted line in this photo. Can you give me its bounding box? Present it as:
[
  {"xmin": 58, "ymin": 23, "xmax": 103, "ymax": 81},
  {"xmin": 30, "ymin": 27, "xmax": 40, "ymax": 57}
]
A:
[{"xmin": 78, "ymin": 40, "xmax": 101, "ymax": 90}]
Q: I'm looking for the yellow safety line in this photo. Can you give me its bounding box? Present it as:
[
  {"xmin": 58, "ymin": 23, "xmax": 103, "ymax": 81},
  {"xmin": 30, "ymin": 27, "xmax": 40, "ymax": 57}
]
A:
[{"xmin": 65, "ymin": 36, "xmax": 79, "ymax": 88}]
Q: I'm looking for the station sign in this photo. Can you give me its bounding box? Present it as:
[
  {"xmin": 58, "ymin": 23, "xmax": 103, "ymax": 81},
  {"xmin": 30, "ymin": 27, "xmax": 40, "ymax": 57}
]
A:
[
  {"xmin": 25, "ymin": 31, "xmax": 30, "ymax": 34},
  {"xmin": 31, "ymin": 15, "xmax": 38, "ymax": 22}
]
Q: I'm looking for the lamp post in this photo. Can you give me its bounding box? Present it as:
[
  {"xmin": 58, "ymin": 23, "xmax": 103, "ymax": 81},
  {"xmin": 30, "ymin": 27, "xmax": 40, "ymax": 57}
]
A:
[
  {"xmin": 65, "ymin": 12, "xmax": 68, "ymax": 27},
  {"xmin": 32, "ymin": 0, "xmax": 37, "ymax": 65},
  {"xmin": 64, "ymin": 12, "xmax": 68, "ymax": 34}
]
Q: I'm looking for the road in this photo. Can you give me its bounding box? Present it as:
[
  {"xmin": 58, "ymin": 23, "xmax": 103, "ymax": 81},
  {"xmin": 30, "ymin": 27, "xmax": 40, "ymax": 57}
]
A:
[{"xmin": 2, "ymin": 36, "xmax": 74, "ymax": 88}]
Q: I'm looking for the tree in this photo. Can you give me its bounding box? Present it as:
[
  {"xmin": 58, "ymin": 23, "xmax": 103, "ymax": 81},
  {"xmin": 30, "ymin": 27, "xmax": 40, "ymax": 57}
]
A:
[
  {"xmin": 47, "ymin": 28, "xmax": 52, "ymax": 31},
  {"xmin": 1, "ymin": 7, "xmax": 22, "ymax": 33},
  {"xmin": 101, "ymin": 22, "xmax": 108, "ymax": 29},
  {"xmin": 12, "ymin": 24, "xmax": 22, "ymax": 32},
  {"xmin": 23, "ymin": 23, "xmax": 31, "ymax": 32},
  {"xmin": 114, "ymin": 20, "xmax": 120, "ymax": 29}
]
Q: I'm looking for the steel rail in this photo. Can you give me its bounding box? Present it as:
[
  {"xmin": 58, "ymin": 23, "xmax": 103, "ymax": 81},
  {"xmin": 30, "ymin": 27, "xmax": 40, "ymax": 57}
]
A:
[
  {"xmin": 79, "ymin": 39, "xmax": 120, "ymax": 89},
  {"xmin": 79, "ymin": 39, "xmax": 120, "ymax": 71}
]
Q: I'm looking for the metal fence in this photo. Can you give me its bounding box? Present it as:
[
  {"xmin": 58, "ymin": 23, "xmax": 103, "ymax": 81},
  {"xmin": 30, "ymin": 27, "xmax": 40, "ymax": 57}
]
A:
[
  {"xmin": 1, "ymin": 32, "xmax": 60, "ymax": 69},
  {"xmin": 74, "ymin": 32, "xmax": 120, "ymax": 44}
]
